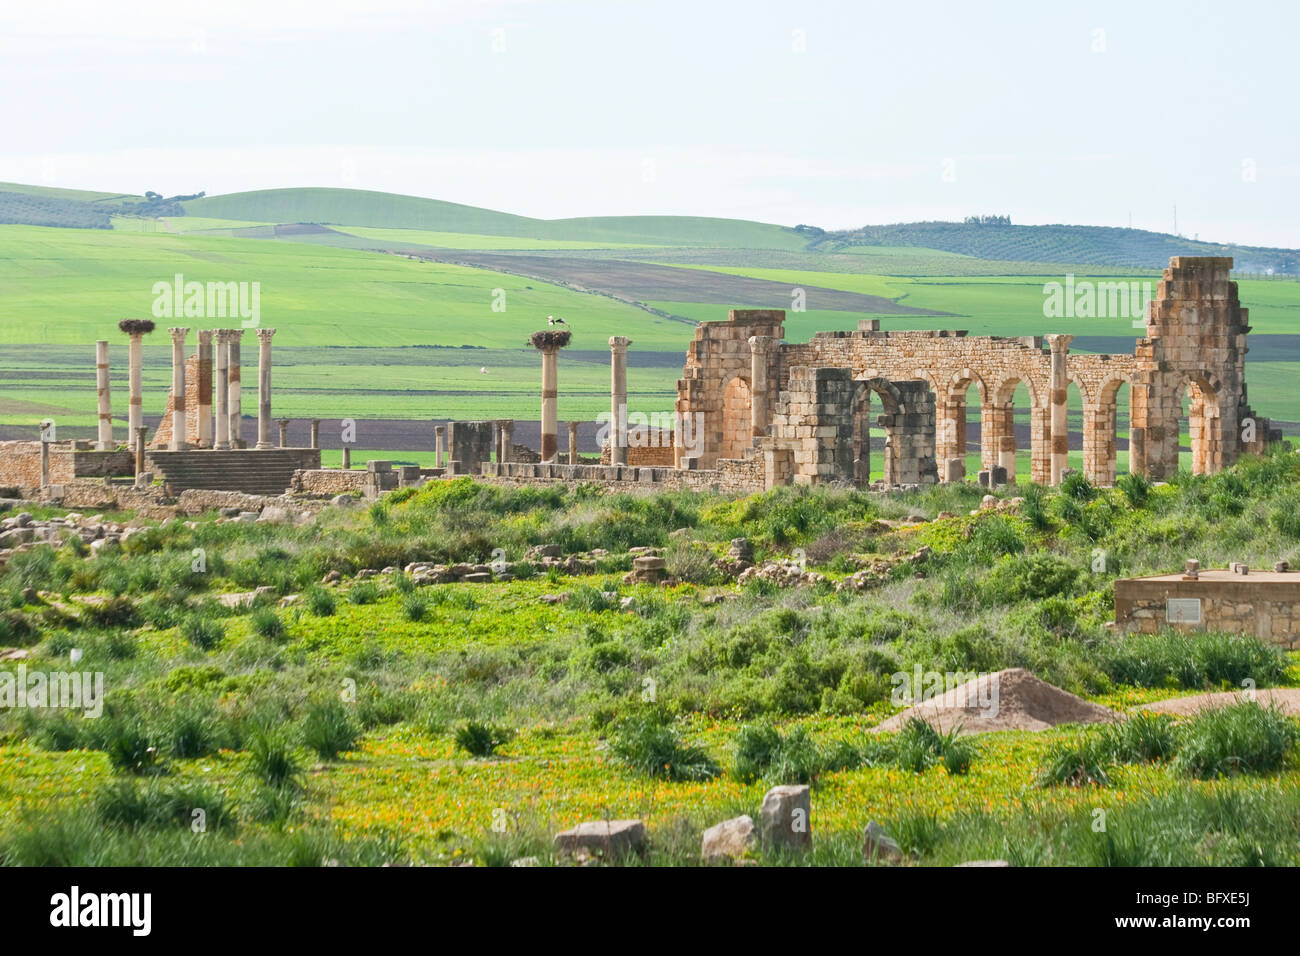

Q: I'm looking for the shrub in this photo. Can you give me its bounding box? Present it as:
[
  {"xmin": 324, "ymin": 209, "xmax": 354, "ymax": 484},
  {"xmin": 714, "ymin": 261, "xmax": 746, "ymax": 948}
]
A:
[
  {"xmin": 1060, "ymin": 471, "xmax": 1097, "ymax": 502},
  {"xmin": 1174, "ymin": 700, "xmax": 1298, "ymax": 779},
  {"xmin": 1104, "ymin": 712, "xmax": 1178, "ymax": 763},
  {"xmin": 401, "ymin": 592, "xmax": 428, "ymax": 622},
  {"xmin": 1106, "ymin": 631, "xmax": 1286, "ymax": 690},
  {"xmin": 250, "ymin": 607, "xmax": 286, "ymax": 641},
  {"xmin": 305, "ymin": 586, "xmax": 336, "ymax": 617},
  {"xmin": 348, "ymin": 582, "xmax": 381, "ymax": 605},
  {"xmin": 105, "ymin": 722, "xmax": 160, "ymax": 775},
  {"xmin": 162, "ymin": 698, "xmax": 222, "ymax": 759},
  {"xmin": 731, "ymin": 721, "xmax": 850, "ymax": 784},
  {"xmin": 982, "ymin": 552, "xmax": 1080, "ymax": 604},
  {"xmin": 1037, "ymin": 735, "xmax": 1112, "ymax": 787},
  {"xmin": 245, "ymin": 726, "xmax": 302, "ymax": 788},
  {"xmin": 609, "ymin": 710, "xmax": 719, "ymax": 782},
  {"xmin": 1117, "ymin": 472, "xmax": 1151, "ymax": 507},
  {"xmin": 94, "ymin": 780, "xmax": 233, "ymax": 831},
  {"xmin": 299, "ymin": 697, "xmax": 360, "ymax": 760},
  {"xmin": 454, "ymin": 720, "xmax": 513, "ymax": 757},
  {"xmin": 180, "ymin": 614, "xmax": 224, "ymax": 651}
]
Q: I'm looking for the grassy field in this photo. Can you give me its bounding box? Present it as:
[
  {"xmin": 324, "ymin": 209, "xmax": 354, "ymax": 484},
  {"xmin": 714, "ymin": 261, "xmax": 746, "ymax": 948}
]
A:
[{"xmin": 3, "ymin": 456, "xmax": 1300, "ymax": 865}]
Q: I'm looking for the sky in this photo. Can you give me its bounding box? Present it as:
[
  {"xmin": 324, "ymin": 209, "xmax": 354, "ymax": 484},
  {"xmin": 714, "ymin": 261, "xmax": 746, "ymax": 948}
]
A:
[{"xmin": 1, "ymin": 0, "xmax": 1296, "ymax": 247}]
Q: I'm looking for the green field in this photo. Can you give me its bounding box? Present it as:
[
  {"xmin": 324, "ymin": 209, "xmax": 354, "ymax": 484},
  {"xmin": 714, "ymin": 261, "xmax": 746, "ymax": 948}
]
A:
[{"xmin": 3, "ymin": 184, "xmax": 1299, "ymax": 440}]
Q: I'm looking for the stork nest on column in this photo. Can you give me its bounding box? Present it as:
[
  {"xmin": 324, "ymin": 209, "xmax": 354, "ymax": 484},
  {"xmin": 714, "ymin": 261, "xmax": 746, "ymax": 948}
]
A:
[
  {"xmin": 529, "ymin": 329, "xmax": 571, "ymax": 349},
  {"xmin": 118, "ymin": 319, "xmax": 157, "ymax": 335}
]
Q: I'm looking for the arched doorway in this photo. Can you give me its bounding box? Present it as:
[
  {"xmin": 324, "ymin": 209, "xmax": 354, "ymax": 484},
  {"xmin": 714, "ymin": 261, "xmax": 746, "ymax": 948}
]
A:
[
  {"xmin": 719, "ymin": 376, "xmax": 752, "ymax": 461},
  {"xmin": 1179, "ymin": 376, "xmax": 1222, "ymax": 474},
  {"xmin": 850, "ymin": 378, "xmax": 905, "ymax": 485}
]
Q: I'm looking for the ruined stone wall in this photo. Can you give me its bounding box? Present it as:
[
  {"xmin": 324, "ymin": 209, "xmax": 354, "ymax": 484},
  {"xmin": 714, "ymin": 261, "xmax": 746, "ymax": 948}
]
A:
[
  {"xmin": 446, "ymin": 421, "xmax": 494, "ymax": 474},
  {"xmin": 151, "ymin": 353, "xmax": 209, "ymax": 449},
  {"xmin": 291, "ymin": 469, "xmax": 367, "ymax": 495},
  {"xmin": 600, "ymin": 429, "xmax": 676, "ymax": 466},
  {"xmin": 483, "ymin": 455, "xmax": 765, "ymax": 495},
  {"xmin": 0, "ymin": 441, "xmax": 134, "ymax": 496},
  {"xmin": 1129, "ymin": 257, "xmax": 1277, "ymax": 479}
]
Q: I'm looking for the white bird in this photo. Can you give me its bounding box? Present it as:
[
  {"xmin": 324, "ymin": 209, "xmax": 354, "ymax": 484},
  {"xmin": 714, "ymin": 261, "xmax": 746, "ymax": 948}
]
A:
[
  {"xmin": 548, "ymin": 314, "xmax": 567, "ymax": 326},
  {"xmin": 479, "ymin": 366, "xmax": 488, "ymax": 374}
]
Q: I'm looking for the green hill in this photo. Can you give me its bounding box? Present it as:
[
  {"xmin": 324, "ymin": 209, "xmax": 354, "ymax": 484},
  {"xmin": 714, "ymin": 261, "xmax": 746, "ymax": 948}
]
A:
[
  {"xmin": 183, "ymin": 187, "xmax": 807, "ymax": 249},
  {"xmin": 821, "ymin": 221, "xmax": 1299, "ymax": 274}
]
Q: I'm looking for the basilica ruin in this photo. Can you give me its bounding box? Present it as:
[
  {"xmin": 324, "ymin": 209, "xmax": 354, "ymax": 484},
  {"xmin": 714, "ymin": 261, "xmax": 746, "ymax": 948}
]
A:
[{"xmin": 0, "ymin": 257, "xmax": 1285, "ymax": 506}]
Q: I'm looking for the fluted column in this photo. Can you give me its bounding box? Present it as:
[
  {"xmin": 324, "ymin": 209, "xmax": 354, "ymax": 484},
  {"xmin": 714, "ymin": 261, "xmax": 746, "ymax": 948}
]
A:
[
  {"xmin": 228, "ymin": 329, "xmax": 243, "ymax": 448},
  {"xmin": 255, "ymin": 328, "xmax": 275, "ymax": 449},
  {"xmin": 213, "ymin": 330, "xmax": 231, "ymax": 449},
  {"xmin": 95, "ymin": 340, "xmax": 113, "ymax": 450},
  {"xmin": 127, "ymin": 333, "xmax": 144, "ymax": 438},
  {"xmin": 168, "ymin": 327, "xmax": 189, "ymax": 451},
  {"xmin": 196, "ymin": 330, "xmax": 214, "ymax": 448},
  {"xmin": 609, "ymin": 336, "xmax": 630, "ymax": 465},
  {"xmin": 540, "ymin": 347, "xmax": 558, "ymax": 461}
]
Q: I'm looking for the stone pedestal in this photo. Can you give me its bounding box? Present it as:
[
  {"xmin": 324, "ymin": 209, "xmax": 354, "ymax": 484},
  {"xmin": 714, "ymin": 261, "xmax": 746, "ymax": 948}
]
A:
[{"xmin": 277, "ymin": 419, "xmax": 290, "ymax": 448}]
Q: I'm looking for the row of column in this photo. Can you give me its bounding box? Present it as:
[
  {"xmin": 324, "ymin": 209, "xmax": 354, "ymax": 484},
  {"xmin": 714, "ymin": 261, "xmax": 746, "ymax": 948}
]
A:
[
  {"xmin": 537, "ymin": 335, "xmax": 632, "ymax": 464},
  {"xmin": 99, "ymin": 327, "xmax": 274, "ymax": 451}
]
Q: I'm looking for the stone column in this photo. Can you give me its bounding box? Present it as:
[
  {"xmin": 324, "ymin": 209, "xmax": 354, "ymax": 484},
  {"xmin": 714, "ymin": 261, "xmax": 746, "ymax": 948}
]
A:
[
  {"xmin": 255, "ymin": 328, "xmax": 275, "ymax": 449},
  {"xmin": 434, "ymin": 425, "xmax": 445, "ymax": 468},
  {"xmin": 95, "ymin": 339, "xmax": 113, "ymax": 450},
  {"xmin": 1047, "ymin": 334, "xmax": 1073, "ymax": 484},
  {"xmin": 196, "ymin": 330, "xmax": 214, "ymax": 448},
  {"xmin": 227, "ymin": 330, "xmax": 243, "ymax": 448},
  {"xmin": 609, "ymin": 336, "xmax": 630, "ymax": 465},
  {"xmin": 39, "ymin": 435, "xmax": 51, "ymax": 490},
  {"xmin": 540, "ymin": 347, "xmax": 559, "ymax": 461},
  {"xmin": 748, "ymin": 335, "xmax": 773, "ymax": 443},
  {"xmin": 310, "ymin": 419, "xmax": 321, "ymax": 449},
  {"xmin": 277, "ymin": 419, "xmax": 290, "ymax": 448},
  {"xmin": 568, "ymin": 421, "xmax": 579, "ymax": 464},
  {"xmin": 341, "ymin": 445, "xmax": 351, "ymax": 470},
  {"xmin": 168, "ymin": 327, "xmax": 189, "ymax": 451},
  {"xmin": 499, "ymin": 420, "xmax": 514, "ymax": 464},
  {"xmin": 213, "ymin": 331, "xmax": 231, "ymax": 449},
  {"xmin": 127, "ymin": 332, "xmax": 144, "ymax": 438},
  {"xmin": 134, "ymin": 426, "xmax": 148, "ymax": 482}
]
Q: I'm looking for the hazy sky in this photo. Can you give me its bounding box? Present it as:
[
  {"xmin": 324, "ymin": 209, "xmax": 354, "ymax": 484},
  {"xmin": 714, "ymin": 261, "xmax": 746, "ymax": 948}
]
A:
[{"xmin": 1, "ymin": 0, "xmax": 1296, "ymax": 246}]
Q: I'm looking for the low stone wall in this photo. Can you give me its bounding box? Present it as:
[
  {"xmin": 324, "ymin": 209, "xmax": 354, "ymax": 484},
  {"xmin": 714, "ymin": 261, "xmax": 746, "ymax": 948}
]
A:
[
  {"xmin": 601, "ymin": 437, "xmax": 677, "ymax": 467},
  {"xmin": 292, "ymin": 469, "xmax": 367, "ymax": 496},
  {"xmin": 482, "ymin": 455, "xmax": 764, "ymax": 495},
  {"xmin": 1115, "ymin": 572, "xmax": 1300, "ymax": 648},
  {"xmin": 0, "ymin": 441, "xmax": 135, "ymax": 496}
]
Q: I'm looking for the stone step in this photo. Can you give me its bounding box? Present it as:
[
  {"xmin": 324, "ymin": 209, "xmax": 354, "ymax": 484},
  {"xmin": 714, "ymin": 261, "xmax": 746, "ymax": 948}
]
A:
[{"xmin": 145, "ymin": 449, "xmax": 321, "ymax": 495}]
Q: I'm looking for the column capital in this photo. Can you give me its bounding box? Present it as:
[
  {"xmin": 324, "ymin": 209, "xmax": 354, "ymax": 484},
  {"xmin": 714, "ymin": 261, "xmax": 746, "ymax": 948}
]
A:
[
  {"xmin": 197, "ymin": 329, "xmax": 213, "ymax": 345},
  {"xmin": 256, "ymin": 328, "xmax": 276, "ymax": 343},
  {"xmin": 748, "ymin": 335, "xmax": 776, "ymax": 353},
  {"xmin": 609, "ymin": 335, "xmax": 631, "ymax": 352},
  {"xmin": 168, "ymin": 327, "xmax": 189, "ymax": 342},
  {"xmin": 1046, "ymin": 334, "xmax": 1074, "ymax": 353}
]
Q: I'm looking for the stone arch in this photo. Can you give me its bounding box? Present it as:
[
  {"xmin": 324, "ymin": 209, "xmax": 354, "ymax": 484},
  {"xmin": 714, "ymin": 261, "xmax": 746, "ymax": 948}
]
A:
[
  {"xmin": 937, "ymin": 368, "xmax": 988, "ymax": 482},
  {"xmin": 850, "ymin": 377, "xmax": 903, "ymax": 484},
  {"xmin": 1177, "ymin": 372, "xmax": 1223, "ymax": 475},
  {"xmin": 988, "ymin": 372, "xmax": 1040, "ymax": 484},
  {"xmin": 1085, "ymin": 375, "xmax": 1133, "ymax": 487},
  {"xmin": 718, "ymin": 375, "xmax": 752, "ymax": 461}
]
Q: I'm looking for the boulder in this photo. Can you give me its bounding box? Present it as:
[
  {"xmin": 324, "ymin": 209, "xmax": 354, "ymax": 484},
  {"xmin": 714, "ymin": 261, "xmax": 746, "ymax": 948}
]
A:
[
  {"xmin": 701, "ymin": 815, "xmax": 758, "ymax": 862},
  {"xmin": 862, "ymin": 821, "xmax": 903, "ymax": 863},
  {"xmin": 553, "ymin": 819, "xmax": 645, "ymax": 858},
  {"xmin": 759, "ymin": 785, "xmax": 811, "ymax": 852}
]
